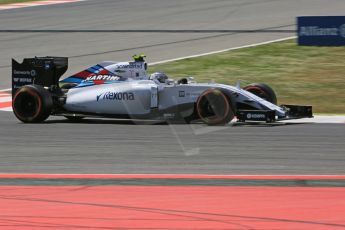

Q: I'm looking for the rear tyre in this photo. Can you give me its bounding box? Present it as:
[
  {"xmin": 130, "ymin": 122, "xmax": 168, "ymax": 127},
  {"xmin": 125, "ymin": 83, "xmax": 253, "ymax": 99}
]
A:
[
  {"xmin": 243, "ymin": 83, "xmax": 277, "ymax": 105},
  {"xmin": 12, "ymin": 85, "xmax": 53, "ymax": 123},
  {"xmin": 196, "ymin": 89, "xmax": 234, "ymax": 125}
]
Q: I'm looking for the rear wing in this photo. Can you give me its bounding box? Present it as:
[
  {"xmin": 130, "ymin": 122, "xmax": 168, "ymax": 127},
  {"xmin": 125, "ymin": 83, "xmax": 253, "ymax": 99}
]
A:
[{"xmin": 12, "ymin": 56, "xmax": 68, "ymax": 97}]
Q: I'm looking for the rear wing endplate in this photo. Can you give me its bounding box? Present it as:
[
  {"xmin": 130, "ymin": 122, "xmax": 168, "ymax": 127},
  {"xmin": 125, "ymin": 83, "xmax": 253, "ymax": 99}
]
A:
[{"xmin": 12, "ymin": 56, "xmax": 68, "ymax": 97}]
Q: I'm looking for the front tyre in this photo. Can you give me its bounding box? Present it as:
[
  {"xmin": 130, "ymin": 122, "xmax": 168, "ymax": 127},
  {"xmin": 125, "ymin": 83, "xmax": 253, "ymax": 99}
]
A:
[
  {"xmin": 243, "ymin": 83, "xmax": 277, "ymax": 105},
  {"xmin": 12, "ymin": 85, "xmax": 53, "ymax": 123},
  {"xmin": 196, "ymin": 89, "xmax": 234, "ymax": 125}
]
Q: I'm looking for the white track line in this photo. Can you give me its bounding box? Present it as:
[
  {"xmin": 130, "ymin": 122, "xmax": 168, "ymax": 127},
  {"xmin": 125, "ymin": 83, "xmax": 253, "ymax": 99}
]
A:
[
  {"xmin": 0, "ymin": 96, "xmax": 11, "ymax": 103},
  {"xmin": 0, "ymin": 0, "xmax": 86, "ymax": 10},
  {"xmin": 0, "ymin": 107, "xmax": 12, "ymax": 112},
  {"xmin": 149, "ymin": 36, "xmax": 296, "ymax": 66},
  {"xmin": 282, "ymin": 116, "xmax": 345, "ymax": 124},
  {"xmin": 0, "ymin": 88, "xmax": 11, "ymax": 92}
]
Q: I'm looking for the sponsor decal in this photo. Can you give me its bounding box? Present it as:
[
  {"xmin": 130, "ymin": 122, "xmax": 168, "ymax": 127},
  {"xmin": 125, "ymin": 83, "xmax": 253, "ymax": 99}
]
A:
[
  {"xmin": 340, "ymin": 24, "xmax": 345, "ymax": 38},
  {"xmin": 13, "ymin": 78, "xmax": 32, "ymax": 83},
  {"xmin": 299, "ymin": 26, "xmax": 338, "ymax": 36},
  {"xmin": 163, "ymin": 113, "xmax": 175, "ymax": 118},
  {"xmin": 297, "ymin": 16, "xmax": 345, "ymax": 46},
  {"xmin": 84, "ymin": 75, "xmax": 121, "ymax": 82},
  {"xmin": 299, "ymin": 24, "xmax": 345, "ymax": 38},
  {"xmin": 246, "ymin": 113, "xmax": 266, "ymax": 119},
  {"xmin": 116, "ymin": 62, "xmax": 143, "ymax": 69},
  {"xmin": 114, "ymin": 70, "xmax": 126, "ymax": 73},
  {"xmin": 13, "ymin": 70, "xmax": 31, "ymax": 76},
  {"xmin": 179, "ymin": 91, "xmax": 185, "ymax": 97},
  {"xmin": 96, "ymin": 92, "xmax": 135, "ymax": 101},
  {"xmin": 186, "ymin": 92, "xmax": 200, "ymax": 97},
  {"xmin": 30, "ymin": 70, "xmax": 37, "ymax": 77},
  {"xmin": 13, "ymin": 69, "xmax": 36, "ymax": 77}
]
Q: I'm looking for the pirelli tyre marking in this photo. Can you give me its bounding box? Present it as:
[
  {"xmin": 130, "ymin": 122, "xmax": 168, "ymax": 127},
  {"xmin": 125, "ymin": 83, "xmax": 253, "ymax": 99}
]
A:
[
  {"xmin": 13, "ymin": 87, "xmax": 42, "ymax": 122},
  {"xmin": 12, "ymin": 85, "xmax": 52, "ymax": 123},
  {"xmin": 196, "ymin": 89, "xmax": 234, "ymax": 125}
]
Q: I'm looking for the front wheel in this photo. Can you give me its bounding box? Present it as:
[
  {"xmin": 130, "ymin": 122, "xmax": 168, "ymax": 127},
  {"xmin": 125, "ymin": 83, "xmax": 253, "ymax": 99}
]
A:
[
  {"xmin": 12, "ymin": 85, "xmax": 53, "ymax": 123},
  {"xmin": 196, "ymin": 89, "xmax": 234, "ymax": 125},
  {"xmin": 243, "ymin": 83, "xmax": 277, "ymax": 105}
]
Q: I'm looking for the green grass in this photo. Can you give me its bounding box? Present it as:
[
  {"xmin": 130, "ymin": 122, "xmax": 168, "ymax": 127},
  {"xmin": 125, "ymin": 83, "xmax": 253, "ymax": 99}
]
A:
[
  {"xmin": 150, "ymin": 39, "xmax": 345, "ymax": 114},
  {"xmin": 0, "ymin": 0, "xmax": 42, "ymax": 4}
]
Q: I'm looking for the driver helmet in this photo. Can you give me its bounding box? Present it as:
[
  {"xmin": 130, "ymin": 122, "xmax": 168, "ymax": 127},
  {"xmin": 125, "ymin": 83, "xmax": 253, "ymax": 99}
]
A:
[{"xmin": 150, "ymin": 72, "xmax": 168, "ymax": 83}]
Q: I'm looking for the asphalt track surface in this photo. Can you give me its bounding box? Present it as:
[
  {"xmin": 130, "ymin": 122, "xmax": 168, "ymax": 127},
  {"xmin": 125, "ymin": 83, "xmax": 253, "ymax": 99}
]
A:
[
  {"xmin": 0, "ymin": 112, "xmax": 344, "ymax": 174},
  {"xmin": 0, "ymin": 0, "xmax": 344, "ymax": 174}
]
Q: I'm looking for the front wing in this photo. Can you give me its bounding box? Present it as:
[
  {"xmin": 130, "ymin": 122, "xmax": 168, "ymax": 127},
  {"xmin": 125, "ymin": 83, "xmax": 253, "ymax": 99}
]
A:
[{"xmin": 236, "ymin": 105, "xmax": 313, "ymax": 123}]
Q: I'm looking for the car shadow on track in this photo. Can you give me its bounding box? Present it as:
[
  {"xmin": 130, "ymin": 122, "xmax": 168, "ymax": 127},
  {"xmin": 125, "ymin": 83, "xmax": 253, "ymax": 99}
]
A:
[{"xmin": 41, "ymin": 117, "xmax": 306, "ymax": 127}]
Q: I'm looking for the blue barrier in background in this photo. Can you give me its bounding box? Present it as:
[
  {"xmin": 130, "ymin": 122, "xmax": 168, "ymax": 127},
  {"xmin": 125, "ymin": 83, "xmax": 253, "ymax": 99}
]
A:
[{"xmin": 297, "ymin": 16, "xmax": 345, "ymax": 46}]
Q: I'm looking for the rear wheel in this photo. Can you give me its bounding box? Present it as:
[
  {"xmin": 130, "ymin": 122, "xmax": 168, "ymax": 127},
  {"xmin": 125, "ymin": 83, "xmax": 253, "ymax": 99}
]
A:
[
  {"xmin": 196, "ymin": 89, "xmax": 234, "ymax": 125},
  {"xmin": 243, "ymin": 83, "xmax": 277, "ymax": 105},
  {"xmin": 12, "ymin": 85, "xmax": 53, "ymax": 123}
]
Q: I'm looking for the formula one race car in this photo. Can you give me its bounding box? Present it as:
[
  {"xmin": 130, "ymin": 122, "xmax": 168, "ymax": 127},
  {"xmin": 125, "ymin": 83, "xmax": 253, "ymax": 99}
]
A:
[{"xmin": 11, "ymin": 55, "xmax": 312, "ymax": 124}]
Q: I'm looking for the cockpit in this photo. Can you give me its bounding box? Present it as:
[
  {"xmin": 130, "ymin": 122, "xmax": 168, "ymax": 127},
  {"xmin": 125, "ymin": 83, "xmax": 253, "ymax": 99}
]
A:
[{"xmin": 149, "ymin": 72, "xmax": 193, "ymax": 85}]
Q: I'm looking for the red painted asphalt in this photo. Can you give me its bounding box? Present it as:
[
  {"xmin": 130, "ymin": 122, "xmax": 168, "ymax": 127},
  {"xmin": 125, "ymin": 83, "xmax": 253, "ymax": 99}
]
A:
[
  {"xmin": 0, "ymin": 101, "xmax": 11, "ymax": 108},
  {"xmin": 0, "ymin": 185, "xmax": 344, "ymax": 229},
  {"xmin": 0, "ymin": 92, "xmax": 11, "ymax": 110}
]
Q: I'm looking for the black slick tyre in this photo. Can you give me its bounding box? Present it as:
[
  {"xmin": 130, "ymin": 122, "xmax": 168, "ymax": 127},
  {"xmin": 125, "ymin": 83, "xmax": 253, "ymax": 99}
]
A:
[
  {"xmin": 243, "ymin": 83, "xmax": 277, "ymax": 105},
  {"xmin": 12, "ymin": 85, "xmax": 53, "ymax": 123},
  {"xmin": 196, "ymin": 89, "xmax": 234, "ymax": 125}
]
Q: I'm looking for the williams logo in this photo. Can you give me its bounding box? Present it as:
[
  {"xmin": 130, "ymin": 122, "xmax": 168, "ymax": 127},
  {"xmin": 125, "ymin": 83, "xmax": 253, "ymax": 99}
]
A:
[
  {"xmin": 97, "ymin": 92, "xmax": 135, "ymax": 101},
  {"xmin": 179, "ymin": 91, "xmax": 185, "ymax": 97}
]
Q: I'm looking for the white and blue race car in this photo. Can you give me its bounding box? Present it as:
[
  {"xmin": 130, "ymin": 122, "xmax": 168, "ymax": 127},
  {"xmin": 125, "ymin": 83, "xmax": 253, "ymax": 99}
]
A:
[{"xmin": 11, "ymin": 55, "xmax": 312, "ymax": 124}]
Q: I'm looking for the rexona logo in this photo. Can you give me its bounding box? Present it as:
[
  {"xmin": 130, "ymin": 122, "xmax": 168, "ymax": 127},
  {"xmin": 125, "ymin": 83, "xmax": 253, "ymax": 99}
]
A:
[
  {"xmin": 97, "ymin": 92, "xmax": 135, "ymax": 101},
  {"xmin": 85, "ymin": 75, "xmax": 121, "ymax": 81}
]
